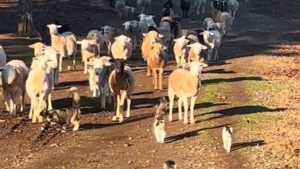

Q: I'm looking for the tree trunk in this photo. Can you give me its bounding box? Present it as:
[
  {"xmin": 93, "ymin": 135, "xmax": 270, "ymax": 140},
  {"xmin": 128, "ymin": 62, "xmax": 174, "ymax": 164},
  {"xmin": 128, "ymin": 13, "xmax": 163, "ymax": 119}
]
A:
[{"xmin": 17, "ymin": 0, "xmax": 40, "ymax": 38}]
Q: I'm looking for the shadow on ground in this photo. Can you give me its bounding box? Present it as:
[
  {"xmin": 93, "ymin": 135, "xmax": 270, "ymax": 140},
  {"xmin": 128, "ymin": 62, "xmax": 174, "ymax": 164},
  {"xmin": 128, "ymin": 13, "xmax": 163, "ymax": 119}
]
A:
[
  {"xmin": 231, "ymin": 140, "xmax": 266, "ymax": 152},
  {"xmin": 199, "ymin": 106, "xmax": 287, "ymax": 122},
  {"xmin": 166, "ymin": 123, "xmax": 232, "ymax": 143}
]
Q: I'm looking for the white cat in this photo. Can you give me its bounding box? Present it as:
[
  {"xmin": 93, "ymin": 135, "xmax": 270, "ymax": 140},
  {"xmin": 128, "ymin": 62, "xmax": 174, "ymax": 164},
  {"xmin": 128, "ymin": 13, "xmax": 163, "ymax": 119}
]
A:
[
  {"xmin": 222, "ymin": 126, "xmax": 233, "ymax": 153},
  {"xmin": 154, "ymin": 119, "xmax": 167, "ymax": 143},
  {"xmin": 153, "ymin": 97, "xmax": 168, "ymax": 143}
]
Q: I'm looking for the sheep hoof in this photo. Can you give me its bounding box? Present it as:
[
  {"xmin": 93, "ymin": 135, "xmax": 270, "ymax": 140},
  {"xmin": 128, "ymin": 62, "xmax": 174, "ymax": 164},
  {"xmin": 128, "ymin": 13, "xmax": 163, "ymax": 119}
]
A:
[
  {"xmin": 119, "ymin": 114, "xmax": 124, "ymax": 123},
  {"xmin": 190, "ymin": 120, "xmax": 195, "ymax": 124},
  {"xmin": 67, "ymin": 66, "xmax": 71, "ymax": 70},
  {"xmin": 112, "ymin": 116, "xmax": 118, "ymax": 121},
  {"xmin": 183, "ymin": 119, "xmax": 188, "ymax": 124},
  {"xmin": 168, "ymin": 117, "xmax": 173, "ymax": 122},
  {"xmin": 146, "ymin": 74, "xmax": 151, "ymax": 77}
]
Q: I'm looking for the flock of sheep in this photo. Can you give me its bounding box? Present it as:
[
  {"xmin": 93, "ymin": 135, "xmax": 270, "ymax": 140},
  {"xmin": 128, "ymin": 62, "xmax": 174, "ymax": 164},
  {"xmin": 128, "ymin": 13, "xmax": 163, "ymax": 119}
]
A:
[{"xmin": 0, "ymin": 0, "xmax": 244, "ymax": 163}]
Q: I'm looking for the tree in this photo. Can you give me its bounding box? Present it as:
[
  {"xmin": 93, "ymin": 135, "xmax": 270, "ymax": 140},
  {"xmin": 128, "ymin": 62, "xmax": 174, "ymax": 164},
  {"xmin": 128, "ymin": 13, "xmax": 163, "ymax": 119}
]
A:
[{"xmin": 17, "ymin": 0, "xmax": 40, "ymax": 37}]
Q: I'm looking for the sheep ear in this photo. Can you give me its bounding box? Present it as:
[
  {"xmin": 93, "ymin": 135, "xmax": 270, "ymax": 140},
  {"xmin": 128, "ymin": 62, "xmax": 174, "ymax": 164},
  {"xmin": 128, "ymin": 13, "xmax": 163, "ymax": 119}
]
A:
[
  {"xmin": 151, "ymin": 15, "xmax": 156, "ymax": 18},
  {"xmin": 185, "ymin": 39, "xmax": 190, "ymax": 43},
  {"xmin": 56, "ymin": 25, "xmax": 62, "ymax": 28},
  {"xmin": 230, "ymin": 127, "xmax": 233, "ymax": 133},
  {"xmin": 154, "ymin": 104, "xmax": 158, "ymax": 108},
  {"xmin": 209, "ymin": 32, "xmax": 214, "ymax": 35},
  {"xmin": 76, "ymin": 41, "xmax": 82, "ymax": 44},
  {"xmin": 158, "ymin": 34, "xmax": 164, "ymax": 38},
  {"xmin": 201, "ymin": 63, "xmax": 208, "ymax": 68},
  {"xmin": 103, "ymin": 61, "xmax": 112, "ymax": 66},
  {"xmin": 199, "ymin": 32, "xmax": 204, "ymax": 35},
  {"xmin": 28, "ymin": 44, "xmax": 35, "ymax": 48},
  {"xmin": 187, "ymin": 44, "xmax": 195, "ymax": 48},
  {"xmin": 162, "ymin": 46, "xmax": 167, "ymax": 50},
  {"xmin": 46, "ymin": 24, "xmax": 51, "ymax": 28},
  {"xmin": 142, "ymin": 33, "xmax": 147, "ymax": 37},
  {"xmin": 100, "ymin": 31, "xmax": 103, "ymax": 34},
  {"xmin": 173, "ymin": 38, "xmax": 178, "ymax": 42},
  {"xmin": 201, "ymin": 44, "xmax": 208, "ymax": 50}
]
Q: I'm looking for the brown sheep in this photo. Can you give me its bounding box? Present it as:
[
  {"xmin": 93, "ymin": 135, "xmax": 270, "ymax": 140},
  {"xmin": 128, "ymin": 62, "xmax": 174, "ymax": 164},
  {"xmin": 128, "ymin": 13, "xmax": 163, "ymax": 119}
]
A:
[{"xmin": 147, "ymin": 42, "xmax": 168, "ymax": 90}]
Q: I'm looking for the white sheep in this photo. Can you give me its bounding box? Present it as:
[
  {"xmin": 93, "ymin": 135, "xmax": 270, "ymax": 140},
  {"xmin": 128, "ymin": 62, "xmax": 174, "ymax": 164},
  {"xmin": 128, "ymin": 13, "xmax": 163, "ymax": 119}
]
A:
[
  {"xmin": 111, "ymin": 35, "xmax": 132, "ymax": 60},
  {"xmin": 123, "ymin": 6, "xmax": 137, "ymax": 19},
  {"xmin": 187, "ymin": 42, "xmax": 208, "ymax": 63},
  {"xmin": 195, "ymin": 0, "xmax": 207, "ymax": 15},
  {"xmin": 0, "ymin": 45, "xmax": 7, "ymax": 86},
  {"xmin": 115, "ymin": 0, "xmax": 126, "ymax": 19},
  {"xmin": 123, "ymin": 20, "xmax": 140, "ymax": 50},
  {"xmin": 26, "ymin": 57, "xmax": 54, "ymax": 123},
  {"xmin": 92, "ymin": 56, "xmax": 113, "ymax": 110},
  {"xmin": 227, "ymin": 0, "xmax": 239, "ymax": 19},
  {"xmin": 173, "ymin": 36, "xmax": 189, "ymax": 68},
  {"xmin": 101, "ymin": 25, "xmax": 114, "ymax": 56},
  {"xmin": 212, "ymin": 11, "xmax": 233, "ymax": 35},
  {"xmin": 203, "ymin": 17, "xmax": 215, "ymax": 30},
  {"xmin": 0, "ymin": 60, "xmax": 28, "ymax": 116},
  {"xmin": 47, "ymin": 24, "xmax": 77, "ymax": 72},
  {"xmin": 28, "ymin": 42, "xmax": 60, "ymax": 86},
  {"xmin": 168, "ymin": 61, "xmax": 208, "ymax": 124},
  {"xmin": 76, "ymin": 39, "xmax": 99, "ymax": 74},
  {"xmin": 86, "ymin": 29, "xmax": 105, "ymax": 54},
  {"xmin": 138, "ymin": 14, "xmax": 157, "ymax": 27},
  {"xmin": 137, "ymin": 0, "xmax": 152, "ymax": 14},
  {"xmin": 200, "ymin": 30, "xmax": 222, "ymax": 61},
  {"xmin": 87, "ymin": 64, "xmax": 100, "ymax": 98}
]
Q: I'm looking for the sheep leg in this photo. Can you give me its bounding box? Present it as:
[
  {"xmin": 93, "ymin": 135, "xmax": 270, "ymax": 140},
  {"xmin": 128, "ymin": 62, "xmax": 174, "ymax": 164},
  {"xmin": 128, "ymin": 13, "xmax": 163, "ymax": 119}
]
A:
[
  {"xmin": 4, "ymin": 101, "xmax": 9, "ymax": 112},
  {"xmin": 159, "ymin": 68, "xmax": 163, "ymax": 90},
  {"xmin": 178, "ymin": 97, "xmax": 182, "ymax": 121},
  {"xmin": 28, "ymin": 97, "xmax": 34, "ymax": 119},
  {"xmin": 183, "ymin": 97, "xmax": 189, "ymax": 124},
  {"xmin": 233, "ymin": 11, "xmax": 236, "ymax": 19},
  {"xmin": 84, "ymin": 61, "xmax": 88, "ymax": 75},
  {"xmin": 175, "ymin": 56, "xmax": 180, "ymax": 68},
  {"xmin": 214, "ymin": 47, "xmax": 219, "ymax": 61},
  {"xmin": 190, "ymin": 96, "xmax": 197, "ymax": 124},
  {"xmin": 126, "ymin": 97, "xmax": 131, "ymax": 118},
  {"xmin": 47, "ymin": 93, "xmax": 53, "ymax": 110},
  {"xmin": 154, "ymin": 128, "xmax": 161, "ymax": 143},
  {"xmin": 20, "ymin": 91, "xmax": 25, "ymax": 112},
  {"xmin": 180, "ymin": 55, "xmax": 186, "ymax": 68},
  {"xmin": 197, "ymin": 5, "xmax": 200, "ymax": 15},
  {"xmin": 202, "ymin": 4, "xmax": 206, "ymax": 14},
  {"xmin": 100, "ymin": 87, "xmax": 106, "ymax": 110},
  {"xmin": 31, "ymin": 96, "xmax": 38, "ymax": 123},
  {"xmin": 119, "ymin": 91, "xmax": 127, "ymax": 123},
  {"xmin": 9, "ymin": 98, "xmax": 14, "ymax": 116},
  {"xmin": 112, "ymin": 93, "xmax": 119, "ymax": 121},
  {"xmin": 153, "ymin": 69, "xmax": 158, "ymax": 90},
  {"xmin": 168, "ymin": 88, "xmax": 175, "ymax": 122},
  {"xmin": 133, "ymin": 36, "xmax": 137, "ymax": 50},
  {"xmin": 59, "ymin": 55, "xmax": 63, "ymax": 72},
  {"xmin": 146, "ymin": 64, "xmax": 151, "ymax": 77},
  {"xmin": 108, "ymin": 41, "xmax": 112, "ymax": 56}
]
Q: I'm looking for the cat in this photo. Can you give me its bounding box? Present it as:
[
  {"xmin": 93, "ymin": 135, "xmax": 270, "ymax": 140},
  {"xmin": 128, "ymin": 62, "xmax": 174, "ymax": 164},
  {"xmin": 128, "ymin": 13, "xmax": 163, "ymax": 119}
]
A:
[
  {"xmin": 222, "ymin": 125, "xmax": 233, "ymax": 153},
  {"xmin": 153, "ymin": 97, "xmax": 168, "ymax": 143},
  {"xmin": 163, "ymin": 160, "xmax": 177, "ymax": 169},
  {"xmin": 41, "ymin": 87, "xmax": 81, "ymax": 132}
]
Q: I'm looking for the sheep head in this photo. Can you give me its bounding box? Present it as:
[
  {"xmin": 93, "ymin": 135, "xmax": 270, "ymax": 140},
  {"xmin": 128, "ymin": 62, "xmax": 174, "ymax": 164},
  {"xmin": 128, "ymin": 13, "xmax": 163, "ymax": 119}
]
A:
[
  {"xmin": 199, "ymin": 31, "xmax": 215, "ymax": 49},
  {"xmin": 47, "ymin": 24, "xmax": 61, "ymax": 35},
  {"xmin": 93, "ymin": 56, "xmax": 113, "ymax": 76},
  {"xmin": 114, "ymin": 58, "xmax": 126, "ymax": 73},
  {"xmin": 187, "ymin": 42, "xmax": 208, "ymax": 55},
  {"xmin": 28, "ymin": 42, "xmax": 46, "ymax": 57},
  {"xmin": 115, "ymin": 35, "xmax": 131, "ymax": 48},
  {"xmin": 0, "ymin": 65, "xmax": 20, "ymax": 85},
  {"xmin": 185, "ymin": 61, "xmax": 208, "ymax": 77},
  {"xmin": 101, "ymin": 25, "xmax": 113, "ymax": 34},
  {"xmin": 173, "ymin": 36, "xmax": 189, "ymax": 46}
]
